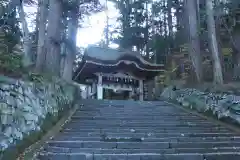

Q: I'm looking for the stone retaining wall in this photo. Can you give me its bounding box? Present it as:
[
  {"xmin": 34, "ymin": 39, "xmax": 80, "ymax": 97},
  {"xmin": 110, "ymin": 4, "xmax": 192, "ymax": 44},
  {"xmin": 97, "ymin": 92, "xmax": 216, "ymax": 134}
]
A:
[
  {"xmin": 161, "ymin": 86, "xmax": 240, "ymax": 124},
  {"xmin": 0, "ymin": 75, "xmax": 77, "ymax": 157}
]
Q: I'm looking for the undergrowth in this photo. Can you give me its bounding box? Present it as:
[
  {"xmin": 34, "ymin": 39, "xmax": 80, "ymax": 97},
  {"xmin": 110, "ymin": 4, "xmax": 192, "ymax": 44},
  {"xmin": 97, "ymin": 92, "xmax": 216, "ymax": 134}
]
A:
[
  {"xmin": 0, "ymin": 51, "xmax": 59, "ymax": 84},
  {"xmin": 0, "ymin": 52, "xmax": 24, "ymax": 77}
]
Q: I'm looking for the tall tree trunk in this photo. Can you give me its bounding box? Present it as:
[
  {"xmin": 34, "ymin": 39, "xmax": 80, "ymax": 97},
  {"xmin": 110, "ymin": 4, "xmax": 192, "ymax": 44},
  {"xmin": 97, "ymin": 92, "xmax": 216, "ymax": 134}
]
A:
[
  {"xmin": 105, "ymin": 0, "xmax": 109, "ymax": 47},
  {"xmin": 36, "ymin": 0, "xmax": 48, "ymax": 72},
  {"xmin": 44, "ymin": 0, "xmax": 62, "ymax": 75},
  {"xmin": 178, "ymin": 0, "xmax": 187, "ymax": 42},
  {"xmin": 167, "ymin": 0, "xmax": 173, "ymax": 53},
  {"xmin": 60, "ymin": 13, "xmax": 68, "ymax": 77},
  {"xmin": 175, "ymin": 0, "xmax": 182, "ymax": 32},
  {"xmin": 35, "ymin": 2, "xmax": 40, "ymax": 40},
  {"xmin": 62, "ymin": 5, "xmax": 79, "ymax": 82},
  {"xmin": 167, "ymin": 0, "xmax": 173, "ymax": 38},
  {"xmin": 122, "ymin": 0, "xmax": 131, "ymax": 49},
  {"xmin": 185, "ymin": 0, "xmax": 203, "ymax": 82},
  {"xmin": 18, "ymin": 2, "xmax": 32, "ymax": 66},
  {"xmin": 196, "ymin": 0, "xmax": 201, "ymax": 27},
  {"xmin": 145, "ymin": 2, "xmax": 150, "ymax": 59},
  {"xmin": 163, "ymin": 10, "xmax": 167, "ymax": 37},
  {"xmin": 232, "ymin": 31, "xmax": 240, "ymax": 79},
  {"xmin": 206, "ymin": 0, "xmax": 223, "ymax": 84},
  {"xmin": 215, "ymin": 0, "xmax": 226, "ymax": 78},
  {"xmin": 60, "ymin": 44, "xmax": 66, "ymax": 76},
  {"xmin": 163, "ymin": 1, "xmax": 168, "ymax": 54}
]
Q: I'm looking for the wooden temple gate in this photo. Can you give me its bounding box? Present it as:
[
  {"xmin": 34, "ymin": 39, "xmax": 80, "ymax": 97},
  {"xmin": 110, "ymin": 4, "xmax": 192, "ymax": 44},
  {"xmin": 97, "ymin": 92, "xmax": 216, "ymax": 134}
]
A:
[{"xmin": 73, "ymin": 46, "xmax": 164, "ymax": 101}]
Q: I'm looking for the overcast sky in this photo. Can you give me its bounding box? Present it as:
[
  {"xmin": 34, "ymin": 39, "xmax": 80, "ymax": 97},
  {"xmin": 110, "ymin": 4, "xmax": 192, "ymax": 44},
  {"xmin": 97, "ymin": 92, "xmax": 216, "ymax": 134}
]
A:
[
  {"xmin": 77, "ymin": 1, "xmax": 119, "ymax": 47},
  {"xmin": 25, "ymin": 0, "xmax": 118, "ymax": 48}
]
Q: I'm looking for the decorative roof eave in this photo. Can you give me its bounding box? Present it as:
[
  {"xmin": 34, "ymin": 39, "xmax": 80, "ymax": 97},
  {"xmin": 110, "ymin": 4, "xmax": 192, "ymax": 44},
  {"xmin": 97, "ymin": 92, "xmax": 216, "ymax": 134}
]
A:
[
  {"xmin": 114, "ymin": 50, "xmax": 164, "ymax": 67},
  {"xmin": 73, "ymin": 60, "xmax": 165, "ymax": 81},
  {"xmin": 85, "ymin": 60, "xmax": 164, "ymax": 72}
]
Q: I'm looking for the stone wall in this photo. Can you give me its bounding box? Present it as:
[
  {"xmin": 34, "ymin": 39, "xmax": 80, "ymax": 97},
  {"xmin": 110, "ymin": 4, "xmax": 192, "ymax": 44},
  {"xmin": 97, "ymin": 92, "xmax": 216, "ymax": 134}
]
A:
[
  {"xmin": 0, "ymin": 75, "xmax": 77, "ymax": 156},
  {"xmin": 161, "ymin": 86, "xmax": 240, "ymax": 125}
]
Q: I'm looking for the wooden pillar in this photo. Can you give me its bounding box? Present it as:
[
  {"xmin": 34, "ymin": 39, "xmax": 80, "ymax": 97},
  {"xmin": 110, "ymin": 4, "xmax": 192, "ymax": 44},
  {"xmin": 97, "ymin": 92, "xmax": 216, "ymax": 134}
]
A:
[
  {"xmin": 88, "ymin": 85, "xmax": 92, "ymax": 98},
  {"xmin": 92, "ymin": 82, "xmax": 97, "ymax": 98},
  {"xmin": 83, "ymin": 86, "xmax": 88, "ymax": 99},
  {"xmin": 97, "ymin": 74, "xmax": 103, "ymax": 100},
  {"xmin": 129, "ymin": 90, "xmax": 133, "ymax": 99},
  {"xmin": 86, "ymin": 85, "xmax": 91, "ymax": 99},
  {"xmin": 139, "ymin": 79, "xmax": 144, "ymax": 101}
]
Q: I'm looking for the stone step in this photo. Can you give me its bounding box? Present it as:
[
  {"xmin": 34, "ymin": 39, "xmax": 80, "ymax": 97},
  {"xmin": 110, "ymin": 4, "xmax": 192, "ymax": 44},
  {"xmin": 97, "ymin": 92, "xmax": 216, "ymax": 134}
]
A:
[
  {"xmin": 76, "ymin": 107, "xmax": 189, "ymax": 110},
  {"xmin": 64, "ymin": 123, "xmax": 218, "ymax": 128},
  {"xmin": 203, "ymin": 153, "xmax": 240, "ymax": 160},
  {"xmin": 71, "ymin": 116, "xmax": 206, "ymax": 119},
  {"xmin": 169, "ymin": 141, "xmax": 240, "ymax": 149},
  {"xmin": 76, "ymin": 109, "xmax": 184, "ymax": 112},
  {"xmin": 38, "ymin": 100, "xmax": 240, "ymax": 160},
  {"xmin": 75, "ymin": 109, "xmax": 192, "ymax": 112},
  {"xmin": 76, "ymin": 109, "xmax": 184, "ymax": 113},
  {"xmin": 77, "ymin": 105, "xmax": 176, "ymax": 108},
  {"xmin": 73, "ymin": 115, "xmax": 198, "ymax": 118},
  {"xmin": 56, "ymin": 132, "xmax": 237, "ymax": 138},
  {"xmin": 74, "ymin": 112, "xmax": 196, "ymax": 116},
  {"xmin": 47, "ymin": 141, "xmax": 240, "ymax": 149},
  {"xmin": 75, "ymin": 109, "xmax": 192, "ymax": 113},
  {"xmin": 52, "ymin": 136, "xmax": 240, "ymax": 143},
  {"xmin": 63, "ymin": 123, "xmax": 217, "ymax": 128},
  {"xmin": 77, "ymin": 106, "xmax": 191, "ymax": 109},
  {"xmin": 70, "ymin": 116, "xmax": 204, "ymax": 120},
  {"xmin": 47, "ymin": 141, "xmax": 169, "ymax": 149},
  {"xmin": 44, "ymin": 146, "xmax": 240, "ymax": 154},
  {"xmin": 38, "ymin": 152, "xmax": 240, "ymax": 160},
  {"xmin": 60, "ymin": 126, "xmax": 228, "ymax": 131},
  {"xmin": 76, "ymin": 106, "xmax": 177, "ymax": 109},
  {"xmin": 79, "ymin": 108, "xmax": 181, "ymax": 110},
  {"xmin": 60, "ymin": 128, "xmax": 230, "ymax": 133},
  {"xmin": 59, "ymin": 129, "xmax": 231, "ymax": 135},
  {"xmin": 76, "ymin": 109, "xmax": 183, "ymax": 112},
  {"xmin": 68, "ymin": 120, "xmax": 211, "ymax": 124},
  {"xmin": 69, "ymin": 118, "xmax": 210, "ymax": 122}
]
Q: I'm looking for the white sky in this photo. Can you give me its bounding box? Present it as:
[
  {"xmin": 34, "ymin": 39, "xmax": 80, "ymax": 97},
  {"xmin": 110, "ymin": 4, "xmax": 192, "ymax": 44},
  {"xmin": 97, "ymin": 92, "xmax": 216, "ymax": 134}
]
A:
[
  {"xmin": 77, "ymin": 1, "xmax": 119, "ymax": 47},
  {"xmin": 25, "ymin": 0, "xmax": 118, "ymax": 48}
]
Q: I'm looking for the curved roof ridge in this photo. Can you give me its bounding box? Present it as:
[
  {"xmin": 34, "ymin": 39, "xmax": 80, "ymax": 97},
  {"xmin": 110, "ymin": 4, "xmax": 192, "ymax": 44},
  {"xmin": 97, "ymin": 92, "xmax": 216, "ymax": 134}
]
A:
[{"xmin": 85, "ymin": 45, "xmax": 163, "ymax": 66}]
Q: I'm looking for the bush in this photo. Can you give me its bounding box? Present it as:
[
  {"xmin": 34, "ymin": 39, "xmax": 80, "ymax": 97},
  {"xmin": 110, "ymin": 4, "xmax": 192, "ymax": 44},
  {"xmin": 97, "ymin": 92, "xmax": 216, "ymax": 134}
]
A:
[
  {"xmin": 27, "ymin": 72, "xmax": 44, "ymax": 83},
  {"xmin": 0, "ymin": 52, "xmax": 24, "ymax": 77}
]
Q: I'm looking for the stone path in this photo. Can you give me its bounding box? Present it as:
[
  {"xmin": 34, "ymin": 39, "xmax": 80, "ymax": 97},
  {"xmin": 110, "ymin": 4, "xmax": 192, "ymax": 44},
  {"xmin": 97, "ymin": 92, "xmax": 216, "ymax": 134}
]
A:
[{"xmin": 38, "ymin": 100, "xmax": 240, "ymax": 159}]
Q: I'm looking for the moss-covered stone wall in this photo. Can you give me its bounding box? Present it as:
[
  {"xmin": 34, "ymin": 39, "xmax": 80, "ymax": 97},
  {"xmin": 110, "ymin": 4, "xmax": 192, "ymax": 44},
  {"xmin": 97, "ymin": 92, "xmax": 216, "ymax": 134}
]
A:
[
  {"xmin": 0, "ymin": 75, "xmax": 77, "ymax": 159},
  {"xmin": 161, "ymin": 86, "xmax": 240, "ymax": 125}
]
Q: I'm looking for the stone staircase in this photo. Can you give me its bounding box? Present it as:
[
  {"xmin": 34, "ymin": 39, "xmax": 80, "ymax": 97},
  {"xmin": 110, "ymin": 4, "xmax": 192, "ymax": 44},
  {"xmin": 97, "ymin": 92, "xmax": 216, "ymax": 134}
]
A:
[{"xmin": 38, "ymin": 100, "xmax": 240, "ymax": 159}]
